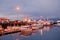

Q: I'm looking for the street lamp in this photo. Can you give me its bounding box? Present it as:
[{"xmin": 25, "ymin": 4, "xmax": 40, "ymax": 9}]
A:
[
  {"xmin": 16, "ymin": 6, "xmax": 20, "ymax": 20},
  {"xmin": 16, "ymin": 6, "xmax": 20, "ymax": 11}
]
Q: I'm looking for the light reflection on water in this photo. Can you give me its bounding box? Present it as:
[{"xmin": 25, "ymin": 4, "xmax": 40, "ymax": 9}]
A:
[{"xmin": 0, "ymin": 26, "xmax": 60, "ymax": 40}]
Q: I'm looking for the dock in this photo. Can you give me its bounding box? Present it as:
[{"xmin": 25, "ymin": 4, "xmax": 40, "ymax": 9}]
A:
[
  {"xmin": 0, "ymin": 26, "xmax": 21, "ymax": 36},
  {"xmin": 0, "ymin": 30, "xmax": 21, "ymax": 36}
]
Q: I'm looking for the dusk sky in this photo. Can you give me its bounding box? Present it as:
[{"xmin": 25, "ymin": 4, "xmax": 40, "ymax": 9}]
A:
[{"xmin": 0, "ymin": 0, "xmax": 60, "ymax": 19}]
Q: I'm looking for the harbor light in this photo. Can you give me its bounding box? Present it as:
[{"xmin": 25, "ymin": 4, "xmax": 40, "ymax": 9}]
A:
[
  {"xmin": 15, "ymin": 6, "xmax": 20, "ymax": 19},
  {"xmin": 16, "ymin": 6, "xmax": 20, "ymax": 11}
]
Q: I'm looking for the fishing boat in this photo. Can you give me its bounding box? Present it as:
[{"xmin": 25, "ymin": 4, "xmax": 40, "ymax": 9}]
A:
[
  {"xmin": 31, "ymin": 23, "xmax": 39, "ymax": 30},
  {"xmin": 37, "ymin": 23, "xmax": 43, "ymax": 29},
  {"xmin": 20, "ymin": 25, "xmax": 31, "ymax": 30},
  {"xmin": 43, "ymin": 20, "xmax": 51, "ymax": 26}
]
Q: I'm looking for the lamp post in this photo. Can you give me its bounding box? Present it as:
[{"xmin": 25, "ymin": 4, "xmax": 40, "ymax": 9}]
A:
[{"xmin": 16, "ymin": 6, "xmax": 20, "ymax": 20}]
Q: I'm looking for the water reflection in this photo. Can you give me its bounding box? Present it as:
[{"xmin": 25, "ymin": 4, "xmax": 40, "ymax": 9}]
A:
[
  {"xmin": 0, "ymin": 25, "xmax": 60, "ymax": 40},
  {"xmin": 16, "ymin": 38, "xmax": 19, "ymax": 40},
  {"xmin": 39, "ymin": 29, "xmax": 43, "ymax": 35},
  {"xmin": 32, "ymin": 29, "xmax": 38, "ymax": 35},
  {"xmin": 20, "ymin": 26, "xmax": 52, "ymax": 36},
  {"xmin": 20, "ymin": 30, "xmax": 32, "ymax": 37},
  {"xmin": 43, "ymin": 26, "xmax": 51, "ymax": 31}
]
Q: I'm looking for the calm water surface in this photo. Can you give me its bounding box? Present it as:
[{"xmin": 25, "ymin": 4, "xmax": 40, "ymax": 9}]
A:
[{"xmin": 0, "ymin": 26, "xmax": 60, "ymax": 40}]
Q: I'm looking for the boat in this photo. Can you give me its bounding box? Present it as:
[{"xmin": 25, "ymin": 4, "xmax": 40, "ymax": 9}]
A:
[
  {"xmin": 37, "ymin": 23, "xmax": 43, "ymax": 29},
  {"xmin": 31, "ymin": 24, "xmax": 39, "ymax": 30},
  {"xmin": 20, "ymin": 25, "xmax": 31, "ymax": 30},
  {"xmin": 43, "ymin": 20, "xmax": 51, "ymax": 26}
]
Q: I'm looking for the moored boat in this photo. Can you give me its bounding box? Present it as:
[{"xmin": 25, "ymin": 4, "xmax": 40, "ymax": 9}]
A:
[{"xmin": 20, "ymin": 25, "xmax": 31, "ymax": 30}]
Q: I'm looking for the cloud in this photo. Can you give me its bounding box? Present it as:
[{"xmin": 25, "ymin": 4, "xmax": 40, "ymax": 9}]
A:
[{"xmin": 0, "ymin": 0, "xmax": 60, "ymax": 19}]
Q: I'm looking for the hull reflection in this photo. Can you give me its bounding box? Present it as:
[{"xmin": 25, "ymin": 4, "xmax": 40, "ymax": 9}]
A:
[{"xmin": 20, "ymin": 29, "xmax": 32, "ymax": 37}]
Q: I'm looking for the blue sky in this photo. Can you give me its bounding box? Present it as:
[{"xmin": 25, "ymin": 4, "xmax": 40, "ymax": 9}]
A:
[{"xmin": 0, "ymin": 0, "xmax": 60, "ymax": 19}]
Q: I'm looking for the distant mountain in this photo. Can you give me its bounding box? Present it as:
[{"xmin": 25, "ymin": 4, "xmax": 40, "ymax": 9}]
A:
[{"xmin": 50, "ymin": 18, "xmax": 60, "ymax": 21}]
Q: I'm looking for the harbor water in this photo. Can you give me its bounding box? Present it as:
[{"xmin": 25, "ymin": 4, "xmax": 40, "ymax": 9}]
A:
[{"xmin": 0, "ymin": 25, "xmax": 60, "ymax": 40}]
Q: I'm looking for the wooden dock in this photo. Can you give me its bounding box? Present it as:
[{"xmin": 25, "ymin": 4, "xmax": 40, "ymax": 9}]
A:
[{"xmin": 0, "ymin": 30, "xmax": 21, "ymax": 36}]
